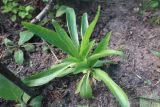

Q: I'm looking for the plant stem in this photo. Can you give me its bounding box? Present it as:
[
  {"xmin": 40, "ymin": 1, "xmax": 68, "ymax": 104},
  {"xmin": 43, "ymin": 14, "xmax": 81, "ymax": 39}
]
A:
[{"xmin": 0, "ymin": 62, "xmax": 37, "ymax": 97}]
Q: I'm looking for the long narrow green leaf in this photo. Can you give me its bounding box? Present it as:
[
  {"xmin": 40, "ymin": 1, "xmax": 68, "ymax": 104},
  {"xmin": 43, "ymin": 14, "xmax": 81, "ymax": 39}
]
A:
[
  {"xmin": 23, "ymin": 63, "xmax": 73, "ymax": 87},
  {"xmin": 66, "ymin": 8, "xmax": 79, "ymax": 46},
  {"xmin": 80, "ymin": 40, "xmax": 95, "ymax": 59},
  {"xmin": 80, "ymin": 6, "xmax": 100, "ymax": 56},
  {"xmin": 88, "ymin": 50, "xmax": 123, "ymax": 62},
  {"xmin": 75, "ymin": 75, "xmax": 85, "ymax": 94},
  {"xmin": 22, "ymin": 22, "xmax": 77, "ymax": 56},
  {"xmin": 56, "ymin": 5, "xmax": 68, "ymax": 17},
  {"xmin": 90, "ymin": 31, "xmax": 112, "ymax": 66},
  {"xmin": 81, "ymin": 13, "xmax": 89, "ymax": 37},
  {"xmin": 0, "ymin": 74, "xmax": 23, "ymax": 100},
  {"xmin": 93, "ymin": 60, "xmax": 118, "ymax": 68},
  {"xmin": 80, "ymin": 72, "xmax": 92, "ymax": 99},
  {"xmin": 94, "ymin": 69, "xmax": 130, "ymax": 107},
  {"xmin": 52, "ymin": 21, "xmax": 78, "ymax": 56},
  {"xmin": 93, "ymin": 31, "xmax": 112, "ymax": 54}
]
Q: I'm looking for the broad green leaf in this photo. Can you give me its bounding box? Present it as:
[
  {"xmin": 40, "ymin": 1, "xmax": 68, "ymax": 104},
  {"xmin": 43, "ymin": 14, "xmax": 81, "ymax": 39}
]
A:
[
  {"xmin": 81, "ymin": 13, "xmax": 89, "ymax": 37},
  {"xmin": 22, "ymin": 22, "xmax": 77, "ymax": 56},
  {"xmin": 23, "ymin": 63, "xmax": 73, "ymax": 87},
  {"xmin": 29, "ymin": 96, "xmax": 43, "ymax": 107},
  {"xmin": 14, "ymin": 49, "xmax": 24, "ymax": 65},
  {"xmin": 94, "ymin": 69, "xmax": 130, "ymax": 107},
  {"xmin": 89, "ymin": 50, "xmax": 123, "ymax": 62},
  {"xmin": 93, "ymin": 31, "xmax": 112, "ymax": 54},
  {"xmin": 80, "ymin": 6, "xmax": 100, "ymax": 56},
  {"xmin": 0, "ymin": 74, "xmax": 23, "ymax": 100},
  {"xmin": 56, "ymin": 5, "xmax": 68, "ymax": 17},
  {"xmin": 52, "ymin": 21, "xmax": 78, "ymax": 56},
  {"xmin": 3, "ymin": 38, "xmax": 13, "ymax": 46},
  {"xmin": 23, "ymin": 44, "xmax": 35, "ymax": 52},
  {"xmin": 80, "ymin": 72, "xmax": 92, "ymax": 99},
  {"xmin": 151, "ymin": 50, "xmax": 160, "ymax": 58},
  {"xmin": 66, "ymin": 7, "xmax": 79, "ymax": 46},
  {"xmin": 75, "ymin": 75, "xmax": 85, "ymax": 94},
  {"xmin": 18, "ymin": 31, "xmax": 34, "ymax": 46}
]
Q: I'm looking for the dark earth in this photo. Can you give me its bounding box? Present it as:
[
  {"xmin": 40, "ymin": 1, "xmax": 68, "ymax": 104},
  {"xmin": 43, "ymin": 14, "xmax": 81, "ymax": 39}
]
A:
[{"xmin": 0, "ymin": 0, "xmax": 160, "ymax": 107}]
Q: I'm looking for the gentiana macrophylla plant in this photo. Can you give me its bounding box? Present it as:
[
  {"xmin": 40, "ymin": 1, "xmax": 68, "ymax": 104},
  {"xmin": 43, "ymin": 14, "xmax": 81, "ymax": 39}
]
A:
[{"xmin": 22, "ymin": 6, "xmax": 130, "ymax": 107}]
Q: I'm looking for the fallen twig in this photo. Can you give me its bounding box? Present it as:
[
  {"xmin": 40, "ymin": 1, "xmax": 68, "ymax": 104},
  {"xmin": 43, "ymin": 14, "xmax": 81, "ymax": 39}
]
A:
[
  {"xmin": 45, "ymin": 42, "xmax": 59, "ymax": 63},
  {"xmin": 31, "ymin": 0, "xmax": 54, "ymax": 23}
]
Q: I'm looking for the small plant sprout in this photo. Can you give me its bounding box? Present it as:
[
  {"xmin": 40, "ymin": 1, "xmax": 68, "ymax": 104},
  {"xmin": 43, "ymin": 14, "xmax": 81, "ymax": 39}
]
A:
[
  {"xmin": 23, "ymin": 6, "xmax": 130, "ymax": 107},
  {"xmin": 3, "ymin": 31, "xmax": 35, "ymax": 65}
]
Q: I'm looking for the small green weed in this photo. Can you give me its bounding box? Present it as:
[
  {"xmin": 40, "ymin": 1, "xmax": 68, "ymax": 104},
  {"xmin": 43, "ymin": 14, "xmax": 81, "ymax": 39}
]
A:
[
  {"xmin": 1, "ymin": 0, "xmax": 34, "ymax": 22},
  {"xmin": 3, "ymin": 31, "xmax": 35, "ymax": 65}
]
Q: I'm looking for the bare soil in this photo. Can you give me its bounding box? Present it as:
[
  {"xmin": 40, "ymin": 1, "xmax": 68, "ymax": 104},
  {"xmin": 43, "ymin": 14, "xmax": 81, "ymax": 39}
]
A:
[{"xmin": 0, "ymin": 0, "xmax": 160, "ymax": 107}]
